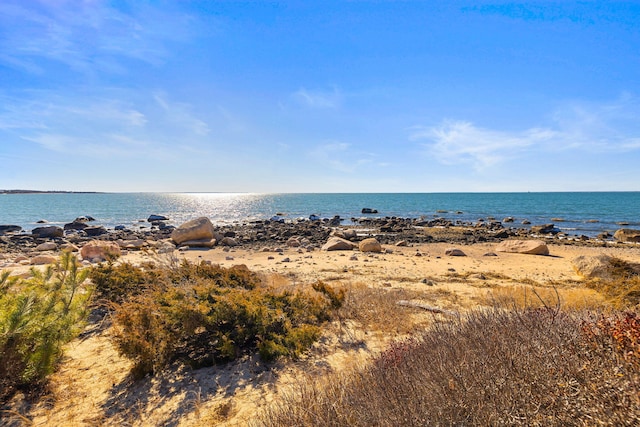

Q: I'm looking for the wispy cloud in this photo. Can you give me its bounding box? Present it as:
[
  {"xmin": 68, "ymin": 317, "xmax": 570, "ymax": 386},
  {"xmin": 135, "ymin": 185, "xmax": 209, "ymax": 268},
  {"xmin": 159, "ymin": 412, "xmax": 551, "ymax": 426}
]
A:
[
  {"xmin": 309, "ymin": 141, "xmax": 376, "ymax": 173},
  {"xmin": 0, "ymin": 1, "xmax": 195, "ymax": 75},
  {"xmin": 0, "ymin": 89, "xmax": 209, "ymax": 158},
  {"xmin": 154, "ymin": 92, "xmax": 210, "ymax": 136},
  {"xmin": 410, "ymin": 121, "xmax": 557, "ymax": 169},
  {"xmin": 411, "ymin": 96, "xmax": 640, "ymax": 170},
  {"xmin": 293, "ymin": 86, "xmax": 343, "ymax": 109}
]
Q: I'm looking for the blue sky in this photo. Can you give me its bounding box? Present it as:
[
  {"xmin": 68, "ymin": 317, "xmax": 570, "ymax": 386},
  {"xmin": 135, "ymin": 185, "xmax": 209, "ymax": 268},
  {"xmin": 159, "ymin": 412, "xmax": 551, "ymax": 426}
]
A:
[{"xmin": 1, "ymin": 1, "xmax": 639, "ymax": 192}]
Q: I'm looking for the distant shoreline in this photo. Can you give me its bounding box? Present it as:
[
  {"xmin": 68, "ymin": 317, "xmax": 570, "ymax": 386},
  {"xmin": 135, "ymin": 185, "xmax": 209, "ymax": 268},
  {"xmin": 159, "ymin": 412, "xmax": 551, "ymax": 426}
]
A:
[{"xmin": 0, "ymin": 190, "xmax": 101, "ymax": 194}]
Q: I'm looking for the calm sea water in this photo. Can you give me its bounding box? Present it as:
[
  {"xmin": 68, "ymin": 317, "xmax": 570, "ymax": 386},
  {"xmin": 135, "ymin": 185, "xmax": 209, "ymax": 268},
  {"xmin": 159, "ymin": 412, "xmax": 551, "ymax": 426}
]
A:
[{"xmin": 0, "ymin": 192, "xmax": 639, "ymax": 237}]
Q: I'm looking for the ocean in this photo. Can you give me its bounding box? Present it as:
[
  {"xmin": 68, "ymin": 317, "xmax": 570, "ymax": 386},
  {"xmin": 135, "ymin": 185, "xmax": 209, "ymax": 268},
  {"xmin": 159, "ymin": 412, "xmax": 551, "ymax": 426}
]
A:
[{"xmin": 1, "ymin": 192, "xmax": 639, "ymax": 238}]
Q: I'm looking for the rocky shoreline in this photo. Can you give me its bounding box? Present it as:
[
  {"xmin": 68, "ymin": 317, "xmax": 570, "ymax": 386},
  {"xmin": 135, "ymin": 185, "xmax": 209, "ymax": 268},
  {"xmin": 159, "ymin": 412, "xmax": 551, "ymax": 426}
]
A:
[{"xmin": 2, "ymin": 213, "xmax": 639, "ymax": 269}]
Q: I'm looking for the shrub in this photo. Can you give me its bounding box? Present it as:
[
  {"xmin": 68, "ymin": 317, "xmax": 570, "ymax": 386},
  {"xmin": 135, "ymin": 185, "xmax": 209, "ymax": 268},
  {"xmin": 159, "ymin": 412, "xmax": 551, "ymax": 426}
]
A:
[
  {"xmin": 582, "ymin": 311, "xmax": 640, "ymax": 367},
  {"xmin": 254, "ymin": 307, "xmax": 640, "ymax": 426},
  {"xmin": 89, "ymin": 260, "xmax": 162, "ymax": 303},
  {"xmin": 584, "ymin": 257, "xmax": 640, "ymax": 309},
  {"xmin": 110, "ymin": 261, "xmax": 342, "ymax": 378},
  {"xmin": 0, "ymin": 253, "xmax": 93, "ymax": 403}
]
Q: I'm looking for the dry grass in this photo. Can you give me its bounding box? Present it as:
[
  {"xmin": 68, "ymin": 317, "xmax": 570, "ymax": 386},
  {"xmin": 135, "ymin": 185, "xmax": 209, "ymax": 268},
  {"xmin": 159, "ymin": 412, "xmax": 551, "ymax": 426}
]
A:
[
  {"xmin": 336, "ymin": 283, "xmax": 442, "ymax": 336},
  {"xmin": 253, "ymin": 307, "xmax": 640, "ymax": 426},
  {"xmin": 485, "ymin": 285, "xmax": 607, "ymax": 311},
  {"xmin": 7, "ymin": 249, "xmax": 640, "ymax": 426}
]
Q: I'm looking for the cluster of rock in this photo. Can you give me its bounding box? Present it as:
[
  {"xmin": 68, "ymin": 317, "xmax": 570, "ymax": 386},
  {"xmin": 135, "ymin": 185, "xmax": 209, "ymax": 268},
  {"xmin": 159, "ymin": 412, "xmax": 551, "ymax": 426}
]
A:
[
  {"xmin": 0, "ymin": 215, "xmax": 176, "ymax": 267},
  {"xmin": 1, "ymin": 210, "xmax": 639, "ymax": 268}
]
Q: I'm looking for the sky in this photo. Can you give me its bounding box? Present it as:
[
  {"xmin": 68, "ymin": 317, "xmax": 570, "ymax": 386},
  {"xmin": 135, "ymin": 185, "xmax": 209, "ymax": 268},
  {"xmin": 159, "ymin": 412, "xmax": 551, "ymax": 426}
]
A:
[{"xmin": 1, "ymin": 1, "xmax": 639, "ymax": 193}]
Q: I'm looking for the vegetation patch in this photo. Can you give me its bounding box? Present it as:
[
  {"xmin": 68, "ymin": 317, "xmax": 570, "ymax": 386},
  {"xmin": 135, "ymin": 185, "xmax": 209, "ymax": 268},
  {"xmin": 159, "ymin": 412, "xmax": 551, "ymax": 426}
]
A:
[
  {"xmin": 255, "ymin": 307, "xmax": 640, "ymax": 426},
  {"xmin": 486, "ymin": 285, "xmax": 606, "ymax": 311},
  {"xmin": 105, "ymin": 260, "xmax": 344, "ymax": 378},
  {"xmin": 0, "ymin": 253, "xmax": 93, "ymax": 403},
  {"xmin": 336, "ymin": 284, "xmax": 433, "ymax": 335},
  {"xmin": 587, "ymin": 273, "xmax": 640, "ymax": 309}
]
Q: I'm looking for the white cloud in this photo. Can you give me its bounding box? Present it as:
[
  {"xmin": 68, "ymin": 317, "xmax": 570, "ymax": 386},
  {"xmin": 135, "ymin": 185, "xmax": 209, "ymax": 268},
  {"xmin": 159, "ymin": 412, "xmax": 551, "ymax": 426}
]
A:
[
  {"xmin": 0, "ymin": 1, "xmax": 196, "ymax": 74},
  {"xmin": 0, "ymin": 89, "xmax": 210, "ymax": 159},
  {"xmin": 411, "ymin": 96, "xmax": 640, "ymax": 170},
  {"xmin": 549, "ymin": 96, "xmax": 640, "ymax": 151},
  {"xmin": 410, "ymin": 120, "xmax": 556, "ymax": 169},
  {"xmin": 154, "ymin": 92, "xmax": 210, "ymax": 136},
  {"xmin": 309, "ymin": 141, "xmax": 375, "ymax": 173},
  {"xmin": 293, "ymin": 87, "xmax": 342, "ymax": 109}
]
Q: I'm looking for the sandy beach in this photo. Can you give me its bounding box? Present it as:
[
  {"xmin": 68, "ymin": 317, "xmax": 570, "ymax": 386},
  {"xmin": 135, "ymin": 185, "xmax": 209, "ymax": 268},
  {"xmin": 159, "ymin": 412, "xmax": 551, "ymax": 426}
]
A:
[{"xmin": 3, "ymin": 225, "xmax": 640, "ymax": 426}]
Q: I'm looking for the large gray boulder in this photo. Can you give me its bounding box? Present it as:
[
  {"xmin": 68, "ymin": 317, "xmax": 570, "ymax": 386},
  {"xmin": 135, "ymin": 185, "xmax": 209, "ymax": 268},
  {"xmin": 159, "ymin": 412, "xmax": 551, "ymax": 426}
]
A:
[
  {"xmin": 0, "ymin": 225, "xmax": 22, "ymax": 234},
  {"xmin": 171, "ymin": 217, "xmax": 215, "ymax": 245},
  {"xmin": 32, "ymin": 226, "xmax": 63, "ymax": 238},
  {"xmin": 613, "ymin": 229, "xmax": 640, "ymax": 243},
  {"xmin": 322, "ymin": 237, "xmax": 357, "ymax": 251},
  {"xmin": 35, "ymin": 242, "xmax": 57, "ymax": 251},
  {"xmin": 84, "ymin": 226, "xmax": 108, "ymax": 236},
  {"xmin": 64, "ymin": 221, "xmax": 88, "ymax": 231},
  {"xmin": 496, "ymin": 239, "xmax": 549, "ymax": 255},
  {"xmin": 531, "ymin": 224, "xmax": 558, "ymax": 234},
  {"xmin": 220, "ymin": 237, "xmax": 238, "ymax": 247}
]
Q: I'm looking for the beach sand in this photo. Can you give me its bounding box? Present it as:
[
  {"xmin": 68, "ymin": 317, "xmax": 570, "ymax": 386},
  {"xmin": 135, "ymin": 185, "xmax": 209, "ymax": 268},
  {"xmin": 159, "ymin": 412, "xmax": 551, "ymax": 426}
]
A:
[{"xmin": 7, "ymin": 239, "xmax": 640, "ymax": 426}]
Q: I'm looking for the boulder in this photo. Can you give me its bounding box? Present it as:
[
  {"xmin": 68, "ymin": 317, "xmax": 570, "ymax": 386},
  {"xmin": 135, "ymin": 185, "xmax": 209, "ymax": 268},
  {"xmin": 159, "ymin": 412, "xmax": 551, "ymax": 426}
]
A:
[
  {"xmin": 35, "ymin": 242, "xmax": 57, "ymax": 251},
  {"xmin": 269, "ymin": 215, "xmax": 285, "ymax": 223},
  {"xmin": 148, "ymin": 214, "xmax": 169, "ymax": 222},
  {"xmin": 361, "ymin": 208, "xmax": 378, "ymax": 214},
  {"xmin": 31, "ymin": 254, "xmax": 57, "ymax": 265},
  {"xmin": 84, "ymin": 226, "xmax": 108, "ymax": 236},
  {"xmin": 359, "ymin": 238, "xmax": 382, "ymax": 253},
  {"xmin": 64, "ymin": 221, "xmax": 89, "ymax": 231},
  {"xmin": 445, "ymin": 248, "xmax": 466, "ymax": 256},
  {"xmin": 117, "ymin": 239, "xmax": 147, "ymax": 249},
  {"xmin": 531, "ymin": 224, "xmax": 558, "ymax": 234},
  {"xmin": 329, "ymin": 215, "xmax": 342, "ymax": 226},
  {"xmin": 32, "ymin": 226, "xmax": 63, "ymax": 238},
  {"xmin": 60, "ymin": 243, "xmax": 79, "ymax": 252},
  {"xmin": 495, "ymin": 239, "xmax": 549, "ymax": 255},
  {"xmin": 220, "ymin": 237, "xmax": 238, "ymax": 247},
  {"xmin": 333, "ymin": 229, "xmax": 357, "ymax": 240},
  {"xmin": 322, "ymin": 237, "xmax": 357, "ymax": 251},
  {"xmin": 331, "ymin": 229, "xmax": 346, "ymax": 239},
  {"xmin": 613, "ymin": 229, "xmax": 640, "ymax": 243},
  {"xmin": 151, "ymin": 240, "xmax": 178, "ymax": 254},
  {"xmin": 286, "ymin": 237, "xmax": 301, "ymax": 247},
  {"xmin": 178, "ymin": 239, "xmax": 216, "ymax": 248},
  {"xmin": 572, "ymin": 255, "xmax": 615, "ymax": 280},
  {"xmin": 171, "ymin": 217, "xmax": 214, "ymax": 245},
  {"xmin": 0, "ymin": 225, "xmax": 22, "ymax": 234},
  {"xmin": 80, "ymin": 240, "xmax": 121, "ymax": 262},
  {"xmin": 343, "ymin": 229, "xmax": 358, "ymax": 240}
]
